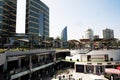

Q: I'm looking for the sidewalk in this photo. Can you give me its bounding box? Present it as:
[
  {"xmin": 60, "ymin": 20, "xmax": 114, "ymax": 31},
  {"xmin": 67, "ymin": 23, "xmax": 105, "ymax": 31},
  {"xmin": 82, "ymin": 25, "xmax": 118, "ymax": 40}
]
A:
[
  {"xmin": 70, "ymin": 69, "xmax": 108, "ymax": 80},
  {"xmin": 52, "ymin": 69, "xmax": 108, "ymax": 80}
]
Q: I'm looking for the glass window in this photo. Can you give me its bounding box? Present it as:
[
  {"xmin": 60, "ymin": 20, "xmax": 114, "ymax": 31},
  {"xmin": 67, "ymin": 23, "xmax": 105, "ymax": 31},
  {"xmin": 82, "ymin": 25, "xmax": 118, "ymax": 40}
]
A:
[{"xmin": 0, "ymin": 8, "xmax": 3, "ymax": 14}]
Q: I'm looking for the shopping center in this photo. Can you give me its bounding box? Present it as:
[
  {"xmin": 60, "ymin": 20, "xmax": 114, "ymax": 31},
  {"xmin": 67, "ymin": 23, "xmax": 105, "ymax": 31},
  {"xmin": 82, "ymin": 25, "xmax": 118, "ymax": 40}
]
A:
[
  {"xmin": 65, "ymin": 49, "xmax": 120, "ymax": 75},
  {"xmin": 0, "ymin": 49, "xmax": 70, "ymax": 80}
]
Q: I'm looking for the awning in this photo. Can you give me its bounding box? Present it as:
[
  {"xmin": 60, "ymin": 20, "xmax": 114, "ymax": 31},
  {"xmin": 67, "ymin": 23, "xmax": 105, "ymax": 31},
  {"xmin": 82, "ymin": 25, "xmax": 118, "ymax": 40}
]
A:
[
  {"xmin": 105, "ymin": 68, "xmax": 120, "ymax": 74},
  {"xmin": 117, "ymin": 66, "xmax": 120, "ymax": 70},
  {"xmin": 17, "ymin": 39, "xmax": 29, "ymax": 42},
  {"xmin": 42, "ymin": 41, "xmax": 50, "ymax": 44}
]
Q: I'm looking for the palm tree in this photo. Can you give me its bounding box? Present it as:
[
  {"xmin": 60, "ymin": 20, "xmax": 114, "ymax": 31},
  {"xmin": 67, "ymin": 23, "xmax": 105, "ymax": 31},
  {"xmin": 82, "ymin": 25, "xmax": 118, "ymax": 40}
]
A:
[
  {"xmin": 68, "ymin": 40, "xmax": 81, "ymax": 49},
  {"xmin": 29, "ymin": 35, "xmax": 35, "ymax": 49},
  {"xmin": 46, "ymin": 37, "xmax": 54, "ymax": 48}
]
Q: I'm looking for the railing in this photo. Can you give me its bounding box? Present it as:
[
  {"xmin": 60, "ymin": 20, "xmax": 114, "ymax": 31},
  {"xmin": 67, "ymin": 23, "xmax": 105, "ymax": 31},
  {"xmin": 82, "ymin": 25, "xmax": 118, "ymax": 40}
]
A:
[
  {"xmin": 0, "ymin": 72, "xmax": 4, "ymax": 80},
  {"xmin": 9, "ymin": 66, "xmax": 29, "ymax": 75},
  {"xmin": 9, "ymin": 59, "xmax": 55, "ymax": 75},
  {"xmin": 10, "ymin": 59, "xmax": 61, "ymax": 80}
]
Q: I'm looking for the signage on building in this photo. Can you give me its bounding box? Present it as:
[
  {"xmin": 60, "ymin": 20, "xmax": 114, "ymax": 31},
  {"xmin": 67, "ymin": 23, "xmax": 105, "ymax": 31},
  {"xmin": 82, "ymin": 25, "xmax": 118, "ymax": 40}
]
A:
[{"xmin": 91, "ymin": 55, "xmax": 105, "ymax": 62}]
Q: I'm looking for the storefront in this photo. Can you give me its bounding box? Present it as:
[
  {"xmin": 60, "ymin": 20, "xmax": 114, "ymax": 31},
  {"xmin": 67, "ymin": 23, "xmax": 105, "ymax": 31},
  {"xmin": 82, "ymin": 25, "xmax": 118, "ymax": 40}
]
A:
[
  {"xmin": 86, "ymin": 65, "xmax": 94, "ymax": 73},
  {"xmin": 76, "ymin": 65, "xmax": 84, "ymax": 73},
  {"xmin": 95, "ymin": 65, "xmax": 104, "ymax": 75},
  {"xmin": 75, "ymin": 62, "xmax": 120, "ymax": 75},
  {"xmin": 105, "ymin": 68, "xmax": 120, "ymax": 80}
]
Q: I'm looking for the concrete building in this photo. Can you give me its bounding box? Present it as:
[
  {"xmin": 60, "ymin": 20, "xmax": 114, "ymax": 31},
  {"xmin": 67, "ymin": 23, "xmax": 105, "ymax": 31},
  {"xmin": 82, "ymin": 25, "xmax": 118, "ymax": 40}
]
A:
[
  {"xmin": 1, "ymin": 49, "xmax": 120, "ymax": 80},
  {"xmin": 61, "ymin": 26, "xmax": 68, "ymax": 48},
  {"xmin": 65, "ymin": 49, "xmax": 120, "ymax": 75},
  {"xmin": 0, "ymin": 49, "xmax": 70, "ymax": 80},
  {"xmin": 103, "ymin": 28, "xmax": 114, "ymax": 39}
]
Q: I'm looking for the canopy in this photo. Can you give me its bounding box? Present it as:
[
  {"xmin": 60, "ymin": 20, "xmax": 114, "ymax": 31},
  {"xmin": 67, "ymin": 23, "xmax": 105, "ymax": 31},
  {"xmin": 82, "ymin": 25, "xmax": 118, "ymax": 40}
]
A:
[
  {"xmin": 17, "ymin": 39, "xmax": 29, "ymax": 42},
  {"xmin": 117, "ymin": 66, "xmax": 120, "ymax": 70},
  {"xmin": 105, "ymin": 68, "xmax": 120, "ymax": 74}
]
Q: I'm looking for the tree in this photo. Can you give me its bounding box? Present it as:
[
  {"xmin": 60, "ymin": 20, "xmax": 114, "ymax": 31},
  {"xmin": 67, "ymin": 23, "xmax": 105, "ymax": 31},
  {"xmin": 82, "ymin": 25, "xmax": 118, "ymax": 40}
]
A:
[
  {"xmin": 117, "ymin": 40, "xmax": 120, "ymax": 48},
  {"xmin": 54, "ymin": 37, "xmax": 61, "ymax": 48},
  {"xmin": 46, "ymin": 37, "xmax": 54, "ymax": 48},
  {"xmin": 29, "ymin": 35, "xmax": 35, "ymax": 49}
]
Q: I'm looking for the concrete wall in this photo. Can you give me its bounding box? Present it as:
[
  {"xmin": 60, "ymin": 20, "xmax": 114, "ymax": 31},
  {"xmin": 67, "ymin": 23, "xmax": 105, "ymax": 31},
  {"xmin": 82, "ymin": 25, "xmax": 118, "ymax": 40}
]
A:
[
  {"xmin": 87, "ymin": 50, "xmax": 120, "ymax": 61},
  {"xmin": 0, "ymin": 53, "xmax": 6, "ymax": 65},
  {"xmin": 66, "ymin": 54, "xmax": 81, "ymax": 61}
]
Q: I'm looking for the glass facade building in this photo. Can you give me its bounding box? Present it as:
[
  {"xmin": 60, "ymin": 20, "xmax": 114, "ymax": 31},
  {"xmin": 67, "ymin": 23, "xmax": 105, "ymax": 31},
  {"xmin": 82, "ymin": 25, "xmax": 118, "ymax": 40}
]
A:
[
  {"xmin": 61, "ymin": 26, "xmax": 68, "ymax": 48},
  {"xmin": 39, "ymin": 12, "xmax": 44, "ymax": 37},
  {"xmin": 26, "ymin": 0, "xmax": 49, "ymax": 42},
  {"xmin": 0, "ymin": 0, "xmax": 49, "ymax": 44},
  {"xmin": 0, "ymin": 0, "xmax": 17, "ymax": 36}
]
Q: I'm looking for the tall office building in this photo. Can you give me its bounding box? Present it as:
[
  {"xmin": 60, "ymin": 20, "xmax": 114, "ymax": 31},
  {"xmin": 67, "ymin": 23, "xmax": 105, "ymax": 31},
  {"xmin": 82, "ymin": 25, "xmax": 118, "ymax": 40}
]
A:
[
  {"xmin": 85, "ymin": 29, "xmax": 94, "ymax": 41},
  {"xmin": 61, "ymin": 26, "xmax": 68, "ymax": 48},
  {"xmin": 103, "ymin": 28, "xmax": 114, "ymax": 39},
  {"xmin": 25, "ymin": 0, "xmax": 49, "ymax": 42},
  {"xmin": 0, "ymin": 0, "xmax": 17, "ymax": 36},
  {"xmin": 0, "ymin": 0, "xmax": 49, "ymax": 44}
]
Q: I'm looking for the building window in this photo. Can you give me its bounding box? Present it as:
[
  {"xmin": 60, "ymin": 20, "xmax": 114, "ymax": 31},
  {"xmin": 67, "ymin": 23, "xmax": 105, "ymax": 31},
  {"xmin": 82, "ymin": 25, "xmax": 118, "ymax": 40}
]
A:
[
  {"xmin": 110, "ymin": 58, "xmax": 113, "ymax": 61},
  {"xmin": 87, "ymin": 55, "xmax": 91, "ymax": 61}
]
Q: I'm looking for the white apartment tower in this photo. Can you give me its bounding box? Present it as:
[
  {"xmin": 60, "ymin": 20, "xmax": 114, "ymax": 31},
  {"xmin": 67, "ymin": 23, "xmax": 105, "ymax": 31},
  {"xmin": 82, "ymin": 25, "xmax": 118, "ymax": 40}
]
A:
[{"xmin": 85, "ymin": 29, "xmax": 94, "ymax": 41}]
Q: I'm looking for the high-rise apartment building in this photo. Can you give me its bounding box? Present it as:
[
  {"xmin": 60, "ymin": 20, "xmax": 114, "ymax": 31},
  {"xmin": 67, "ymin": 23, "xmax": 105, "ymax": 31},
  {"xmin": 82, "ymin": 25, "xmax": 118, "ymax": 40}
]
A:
[
  {"xmin": 61, "ymin": 26, "xmax": 67, "ymax": 48},
  {"xmin": 103, "ymin": 28, "xmax": 114, "ymax": 39},
  {"xmin": 85, "ymin": 29, "xmax": 94, "ymax": 41},
  {"xmin": 0, "ymin": 0, "xmax": 49, "ymax": 44}
]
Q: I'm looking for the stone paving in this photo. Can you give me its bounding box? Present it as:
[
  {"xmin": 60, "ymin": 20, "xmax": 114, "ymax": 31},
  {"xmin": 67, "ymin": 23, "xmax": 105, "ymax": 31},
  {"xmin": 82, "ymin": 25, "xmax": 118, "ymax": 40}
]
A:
[{"xmin": 50, "ymin": 69, "xmax": 108, "ymax": 80}]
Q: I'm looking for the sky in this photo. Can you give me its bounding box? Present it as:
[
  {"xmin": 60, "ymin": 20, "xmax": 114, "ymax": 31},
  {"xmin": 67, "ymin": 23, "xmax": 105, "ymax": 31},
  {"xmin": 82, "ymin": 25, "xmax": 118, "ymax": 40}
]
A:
[
  {"xmin": 16, "ymin": 0, "xmax": 26, "ymax": 33},
  {"xmin": 41, "ymin": 0, "xmax": 120, "ymax": 40}
]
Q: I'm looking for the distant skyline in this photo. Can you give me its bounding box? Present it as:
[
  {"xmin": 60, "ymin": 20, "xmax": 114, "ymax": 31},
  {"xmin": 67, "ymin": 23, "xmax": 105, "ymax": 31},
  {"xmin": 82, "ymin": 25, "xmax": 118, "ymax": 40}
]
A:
[{"xmin": 41, "ymin": 0, "xmax": 120, "ymax": 40}]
